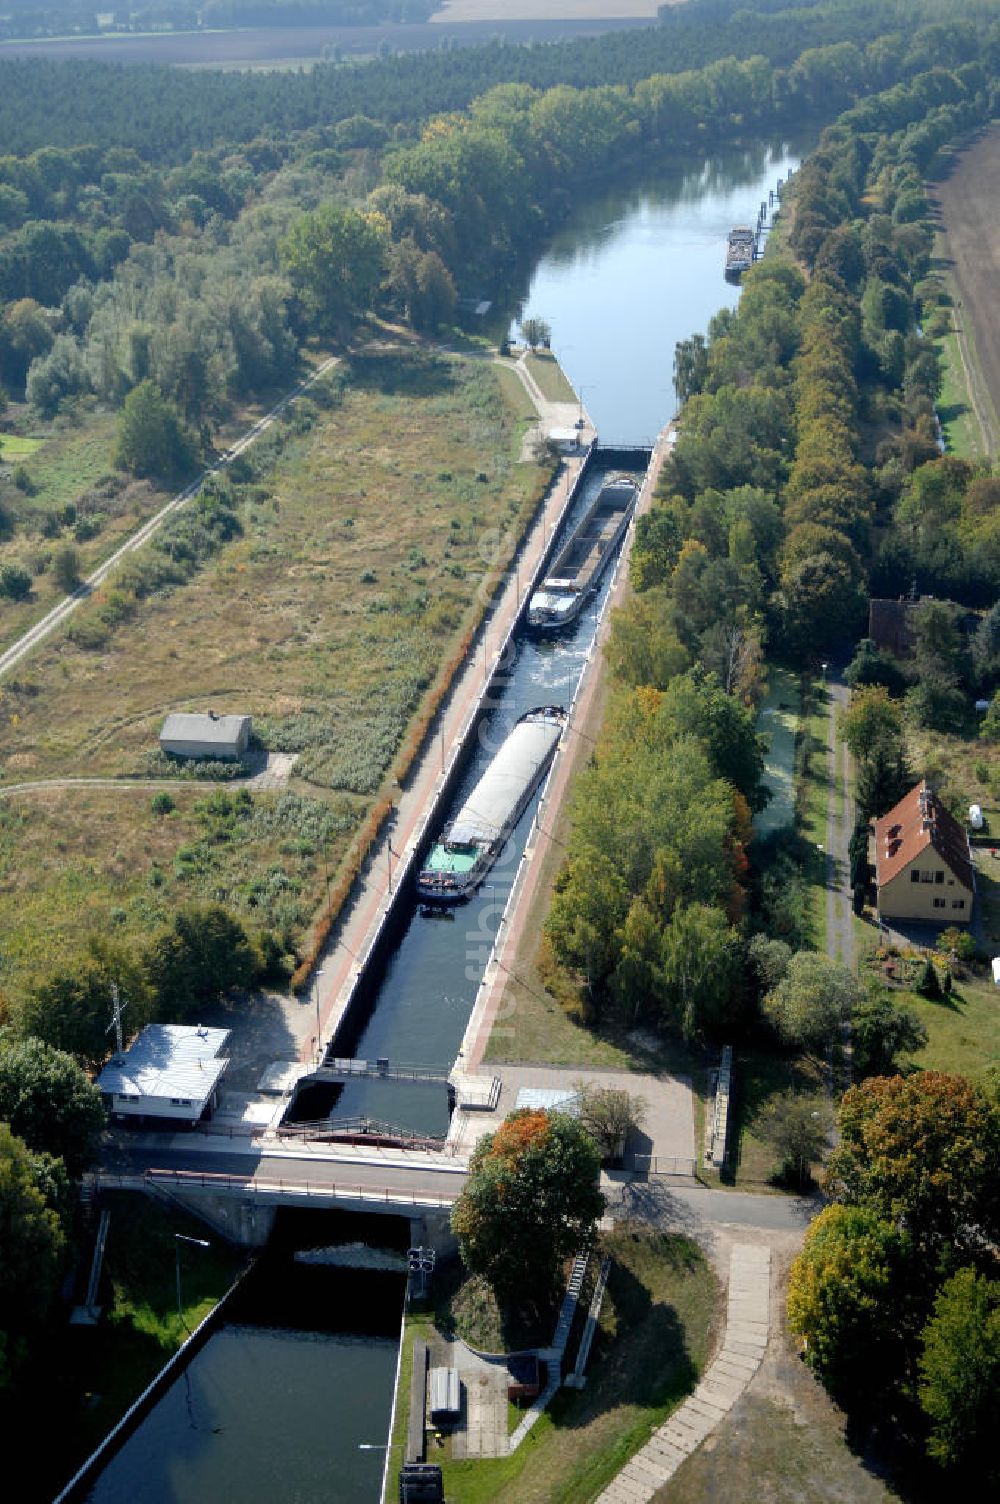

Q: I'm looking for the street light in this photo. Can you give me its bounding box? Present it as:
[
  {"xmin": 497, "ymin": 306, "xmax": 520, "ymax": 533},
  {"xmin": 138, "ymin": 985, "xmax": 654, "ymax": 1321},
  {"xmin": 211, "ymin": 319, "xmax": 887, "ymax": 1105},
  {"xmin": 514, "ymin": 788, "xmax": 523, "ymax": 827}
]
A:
[
  {"xmin": 174, "ymin": 1233, "xmax": 210, "ymax": 1328},
  {"xmin": 312, "ymin": 967, "xmax": 327, "ymax": 1062}
]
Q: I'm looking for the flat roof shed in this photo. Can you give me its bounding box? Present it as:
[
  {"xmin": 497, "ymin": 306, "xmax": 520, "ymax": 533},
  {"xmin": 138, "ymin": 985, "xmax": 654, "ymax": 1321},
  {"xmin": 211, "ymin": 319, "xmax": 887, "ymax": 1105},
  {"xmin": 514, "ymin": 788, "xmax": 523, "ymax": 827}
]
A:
[{"xmin": 97, "ymin": 1023, "xmax": 231, "ymax": 1123}]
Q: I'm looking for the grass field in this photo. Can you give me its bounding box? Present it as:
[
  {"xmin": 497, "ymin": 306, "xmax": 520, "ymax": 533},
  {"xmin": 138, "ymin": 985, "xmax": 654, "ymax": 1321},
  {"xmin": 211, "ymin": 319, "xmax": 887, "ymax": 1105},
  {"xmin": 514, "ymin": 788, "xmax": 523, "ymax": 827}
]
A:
[
  {"xmin": 897, "ymin": 971, "xmax": 1000, "ymax": 1080},
  {"xmin": 0, "ymin": 347, "xmax": 550, "ymax": 999},
  {"xmin": 0, "ymin": 433, "xmax": 42, "ymax": 457},
  {"xmin": 935, "ymin": 328, "xmax": 991, "ymax": 459},
  {"xmin": 388, "ymin": 1229, "xmax": 717, "ymax": 1504},
  {"xmin": 524, "ymin": 350, "xmax": 578, "ymax": 404},
  {"xmin": 0, "ymin": 412, "xmax": 176, "ymax": 649},
  {"xmin": 0, "ymin": 782, "xmax": 358, "ymax": 990}
]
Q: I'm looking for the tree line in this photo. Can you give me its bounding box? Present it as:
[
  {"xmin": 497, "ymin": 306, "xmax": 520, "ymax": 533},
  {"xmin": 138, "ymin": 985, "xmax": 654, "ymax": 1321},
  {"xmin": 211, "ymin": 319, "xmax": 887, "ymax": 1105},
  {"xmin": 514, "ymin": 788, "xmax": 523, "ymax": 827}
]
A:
[{"xmin": 0, "ymin": 0, "xmax": 994, "ymax": 158}]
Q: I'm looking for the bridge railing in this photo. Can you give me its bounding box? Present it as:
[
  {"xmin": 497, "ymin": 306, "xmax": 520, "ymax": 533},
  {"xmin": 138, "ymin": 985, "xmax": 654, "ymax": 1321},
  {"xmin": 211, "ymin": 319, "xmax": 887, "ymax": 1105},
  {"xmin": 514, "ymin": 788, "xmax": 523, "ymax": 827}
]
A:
[{"xmin": 100, "ymin": 1167, "xmax": 460, "ymax": 1210}]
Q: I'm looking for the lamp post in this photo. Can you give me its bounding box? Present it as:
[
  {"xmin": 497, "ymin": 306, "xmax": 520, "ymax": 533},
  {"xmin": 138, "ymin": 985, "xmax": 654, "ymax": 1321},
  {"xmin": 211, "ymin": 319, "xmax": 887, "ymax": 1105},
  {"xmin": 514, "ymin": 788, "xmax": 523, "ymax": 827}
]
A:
[
  {"xmin": 174, "ymin": 1233, "xmax": 210, "ymax": 1328},
  {"xmin": 312, "ymin": 967, "xmax": 327, "ymax": 1062}
]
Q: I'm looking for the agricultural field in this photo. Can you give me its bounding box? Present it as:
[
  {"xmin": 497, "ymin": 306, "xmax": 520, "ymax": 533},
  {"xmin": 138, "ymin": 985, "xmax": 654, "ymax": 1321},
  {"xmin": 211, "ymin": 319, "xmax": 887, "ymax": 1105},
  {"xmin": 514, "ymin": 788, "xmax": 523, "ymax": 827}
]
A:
[
  {"xmin": 930, "ymin": 127, "xmax": 1000, "ymax": 459},
  {"xmin": 431, "ymin": 1, "xmax": 662, "ymax": 19},
  {"xmin": 0, "ymin": 346, "xmax": 551, "ymax": 999}
]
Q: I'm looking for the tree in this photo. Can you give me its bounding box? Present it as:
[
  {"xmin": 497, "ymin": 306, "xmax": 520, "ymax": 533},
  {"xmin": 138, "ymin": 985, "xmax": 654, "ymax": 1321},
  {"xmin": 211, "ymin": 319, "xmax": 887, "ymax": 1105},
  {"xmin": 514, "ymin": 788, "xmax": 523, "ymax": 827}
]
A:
[
  {"xmin": 52, "ymin": 543, "xmax": 81, "ymax": 594},
  {"xmin": 114, "ymin": 379, "xmax": 196, "ymax": 480},
  {"xmin": 918, "ymin": 1267, "xmax": 1000, "ymax": 1478},
  {"xmin": 575, "ymin": 1083, "xmax": 646, "ymax": 1166},
  {"xmin": 280, "ymin": 203, "xmax": 387, "ymax": 334},
  {"xmin": 0, "ymin": 1034, "xmax": 104, "ymax": 1177},
  {"xmin": 520, "ymin": 316, "xmax": 551, "ymax": 350},
  {"xmin": 451, "ymin": 1109, "xmax": 604, "ymax": 1301},
  {"xmin": 852, "ymin": 988, "xmax": 927, "ymax": 1077},
  {"xmin": 839, "ymin": 685, "xmax": 905, "ymax": 761},
  {"xmin": 825, "ymin": 1072, "xmax": 1000, "ymax": 1260},
  {"xmin": 755, "ymin": 1090, "xmax": 832, "ymax": 1187},
  {"xmin": 855, "ymin": 737, "xmax": 913, "ymax": 821},
  {"xmin": 916, "ymin": 956, "xmax": 942, "ymax": 1000},
  {"xmin": 145, "ymin": 905, "xmax": 260, "ymax": 1020},
  {"xmin": 0, "ymin": 1124, "xmax": 66, "ymax": 1343},
  {"xmin": 658, "ymin": 902, "xmax": 741, "ymax": 1042},
  {"xmin": 673, "ymin": 332, "xmax": 708, "ymax": 404},
  {"xmin": 16, "ymin": 939, "xmax": 152, "ymax": 1068},
  {"xmin": 762, "ymin": 951, "xmax": 859, "ymax": 1052},
  {"xmin": 787, "ymin": 1202, "xmax": 915, "ymax": 1410}
]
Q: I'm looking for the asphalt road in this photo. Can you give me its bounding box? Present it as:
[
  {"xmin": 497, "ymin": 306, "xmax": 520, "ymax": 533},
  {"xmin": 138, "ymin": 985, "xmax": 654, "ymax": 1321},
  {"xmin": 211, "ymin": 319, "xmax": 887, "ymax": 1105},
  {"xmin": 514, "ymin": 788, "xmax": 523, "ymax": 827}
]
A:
[{"xmin": 105, "ymin": 1134, "xmax": 817, "ymax": 1230}]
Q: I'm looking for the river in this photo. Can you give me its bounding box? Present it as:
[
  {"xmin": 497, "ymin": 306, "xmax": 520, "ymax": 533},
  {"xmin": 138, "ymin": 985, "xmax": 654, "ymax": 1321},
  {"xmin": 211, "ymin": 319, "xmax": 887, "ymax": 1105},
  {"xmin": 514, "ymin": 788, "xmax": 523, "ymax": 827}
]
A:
[{"xmin": 73, "ymin": 134, "xmax": 804, "ymax": 1504}]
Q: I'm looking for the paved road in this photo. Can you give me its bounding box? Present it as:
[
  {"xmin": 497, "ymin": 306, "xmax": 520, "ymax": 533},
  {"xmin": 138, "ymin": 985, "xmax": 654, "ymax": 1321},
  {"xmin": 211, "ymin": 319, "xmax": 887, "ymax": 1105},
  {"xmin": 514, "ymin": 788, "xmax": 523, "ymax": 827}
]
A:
[
  {"xmin": 104, "ymin": 1131, "xmax": 815, "ymax": 1232},
  {"xmin": 0, "ymin": 355, "xmax": 339, "ymax": 681}
]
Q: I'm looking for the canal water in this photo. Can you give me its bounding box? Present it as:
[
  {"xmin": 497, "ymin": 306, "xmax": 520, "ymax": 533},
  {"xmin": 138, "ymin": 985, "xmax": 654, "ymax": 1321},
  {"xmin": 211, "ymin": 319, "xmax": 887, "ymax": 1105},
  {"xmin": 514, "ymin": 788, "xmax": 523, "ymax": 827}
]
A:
[
  {"xmin": 80, "ymin": 1260, "xmax": 405, "ymax": 1504},
  {"xmin": 516, "ymin": 138, "xmax": 803, "ymax": 446},
  {"xmin": 76, "ymin": 134, "xmax": 807, "ymax": 1503}
]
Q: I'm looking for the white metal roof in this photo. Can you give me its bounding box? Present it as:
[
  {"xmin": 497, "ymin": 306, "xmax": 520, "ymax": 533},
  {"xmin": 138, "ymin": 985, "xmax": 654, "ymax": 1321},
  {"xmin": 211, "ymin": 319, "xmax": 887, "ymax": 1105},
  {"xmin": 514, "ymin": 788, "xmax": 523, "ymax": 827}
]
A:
[
  {"xmin": 447, "ymin": 713, "xmax": 562, "ymax": 847},
  {"xmin": 97, "ymin": 1023, "xmax": 230, "ymax": 1104},
  {"xmin": 160, "ymin": 712, "xmax": 250, "ymax": 745}
]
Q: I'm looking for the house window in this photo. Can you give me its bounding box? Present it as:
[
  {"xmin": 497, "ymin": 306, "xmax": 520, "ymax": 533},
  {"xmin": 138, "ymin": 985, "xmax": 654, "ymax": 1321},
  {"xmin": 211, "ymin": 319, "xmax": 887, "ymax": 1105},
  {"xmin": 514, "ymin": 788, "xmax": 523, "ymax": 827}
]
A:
[
  {"xmin": 910, "ymin": 869, "xmax": 921, "ymax": 883},
  {"xmin": 935, "ymin": 871, "xmax": 945, "ymax": 884},
  {"xmin": 170, "ymin": 1097, "xmax": 193, "ymax": 1106},
  {"xmin": 921, "ymin": 870, "xmax": 934, "ymax": 883},
  {"xmin": 953, "ymin": 899, "xmax": 966, "ymax": 910},
  {"xmin": 933, "ymin": 897, "xmax": 946, "ymax": 909}
]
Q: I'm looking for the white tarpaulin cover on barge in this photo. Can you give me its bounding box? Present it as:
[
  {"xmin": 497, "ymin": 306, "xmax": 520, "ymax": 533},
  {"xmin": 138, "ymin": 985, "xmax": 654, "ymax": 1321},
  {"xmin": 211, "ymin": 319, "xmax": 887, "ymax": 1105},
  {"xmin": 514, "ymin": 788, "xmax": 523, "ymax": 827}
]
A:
[{"xmin": 447, "ymin": 714, "xmax": 562, "ymax": 847}]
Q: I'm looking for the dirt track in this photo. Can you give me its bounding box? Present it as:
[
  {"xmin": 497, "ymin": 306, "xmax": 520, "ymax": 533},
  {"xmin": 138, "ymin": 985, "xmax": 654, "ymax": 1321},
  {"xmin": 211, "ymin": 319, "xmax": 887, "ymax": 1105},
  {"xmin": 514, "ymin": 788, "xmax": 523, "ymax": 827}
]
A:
[{"xmin": 930, "ymin": 127, "xmax": 1000, "ymax": 456}]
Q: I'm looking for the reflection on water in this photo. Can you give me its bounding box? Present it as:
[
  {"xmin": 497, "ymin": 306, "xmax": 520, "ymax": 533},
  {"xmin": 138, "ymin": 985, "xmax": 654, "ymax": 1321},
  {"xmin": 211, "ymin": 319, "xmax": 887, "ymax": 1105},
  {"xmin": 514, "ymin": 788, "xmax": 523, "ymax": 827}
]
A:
[
  {"xmin": 512, "ymin": 139, "xmax": 810, "ymax": 445},
  {"xmin": 83, "ymin": 1263, "xmax": 404, "ymax": 1504}
]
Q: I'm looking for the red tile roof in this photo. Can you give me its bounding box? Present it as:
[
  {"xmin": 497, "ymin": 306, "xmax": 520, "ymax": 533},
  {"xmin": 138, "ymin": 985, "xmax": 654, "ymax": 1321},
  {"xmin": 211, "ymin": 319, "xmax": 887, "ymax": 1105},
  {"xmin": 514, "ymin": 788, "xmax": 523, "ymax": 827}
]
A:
[{"xmin": 874, "ymin": 781, "xmax": 974, "ymax": 892}]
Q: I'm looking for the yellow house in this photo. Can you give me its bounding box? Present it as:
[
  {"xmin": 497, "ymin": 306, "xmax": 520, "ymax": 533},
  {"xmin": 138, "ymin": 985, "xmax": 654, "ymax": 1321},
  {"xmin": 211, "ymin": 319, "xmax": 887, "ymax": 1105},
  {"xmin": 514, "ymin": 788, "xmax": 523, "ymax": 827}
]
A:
[{"xmin": 874, "ymin": 781, "xmax": 975, "ymax": 925}]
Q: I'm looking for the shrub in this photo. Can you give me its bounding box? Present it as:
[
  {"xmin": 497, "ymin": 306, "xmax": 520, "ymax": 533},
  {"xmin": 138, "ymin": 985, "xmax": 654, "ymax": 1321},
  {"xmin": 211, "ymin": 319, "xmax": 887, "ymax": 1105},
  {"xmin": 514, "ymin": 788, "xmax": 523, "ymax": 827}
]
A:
[
  {"xmin": 0, "ymin": 563, "xmax": 31, "ymax": 600},
  {"xmin": 151, "ymin": 792, "xmax": 175, "ymax": 816}
]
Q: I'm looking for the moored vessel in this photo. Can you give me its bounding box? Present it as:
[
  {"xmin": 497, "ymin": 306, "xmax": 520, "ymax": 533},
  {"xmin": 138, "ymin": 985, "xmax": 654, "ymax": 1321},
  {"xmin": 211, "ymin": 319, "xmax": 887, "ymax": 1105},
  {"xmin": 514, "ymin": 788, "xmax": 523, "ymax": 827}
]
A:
[
  {"xmin": 416, "ymin": 706, "xmax": 566, "ymax": 903},
  {"xmin": 724, "ymin": 225, "xmax": 756, "ymax": 281},
  {"xmin": 527, "ymin": 474, "xmax": 639, "ymax": 633}
]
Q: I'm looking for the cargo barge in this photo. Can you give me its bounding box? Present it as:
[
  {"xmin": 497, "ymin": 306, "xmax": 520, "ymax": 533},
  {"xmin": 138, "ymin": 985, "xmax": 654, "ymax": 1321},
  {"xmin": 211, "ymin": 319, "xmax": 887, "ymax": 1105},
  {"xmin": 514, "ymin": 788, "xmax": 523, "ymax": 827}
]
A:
[
  {"xmin": 416, "ymin": 706, "xmax": 566, "ymax": 904},
  {"xmin": 724, "ymin": 225, "xmax": 756, "ymax": 282},
  {"xmin": 526, "ymin": 473, "xmax": 639, "ymax": 633}
]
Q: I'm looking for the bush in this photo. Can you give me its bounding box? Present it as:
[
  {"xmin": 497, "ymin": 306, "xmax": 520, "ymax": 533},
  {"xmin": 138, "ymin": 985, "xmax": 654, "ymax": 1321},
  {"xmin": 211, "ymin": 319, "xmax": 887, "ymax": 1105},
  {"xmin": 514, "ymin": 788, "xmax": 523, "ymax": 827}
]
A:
[
  {"xmin": 150, "ymin": 792, "xmax": 175, "ymax": 816},
  {"xmin": 0, "ymin": 563, "xmax": 31, "ymax": 600}
]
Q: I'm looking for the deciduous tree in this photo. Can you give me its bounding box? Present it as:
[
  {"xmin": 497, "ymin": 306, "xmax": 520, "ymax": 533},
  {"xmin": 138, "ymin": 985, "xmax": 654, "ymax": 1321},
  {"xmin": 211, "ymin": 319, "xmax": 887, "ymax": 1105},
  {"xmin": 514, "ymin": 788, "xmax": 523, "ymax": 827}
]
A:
[
  {"xmin": 0, "ymin": 1034, "xmax": 104, "ymax": 1177},
  {"xmin": 763, "ymin": 951, "xmax": 859, "ymax": 1052},
  {"xmin": 918, "ymin": 1266, "xmax": 1000, "ymax": 1478},
  {"xmin": 825, "ymin": 1072, "xmax": 1000, "ymax": 1259},
  {"xmin": 788, "ymin": 1203, "xmax": 915, "ymax": 1409},
  {"xmin": 451, "ymin": 1110, "xmax": 604, "ymax": 1300}
]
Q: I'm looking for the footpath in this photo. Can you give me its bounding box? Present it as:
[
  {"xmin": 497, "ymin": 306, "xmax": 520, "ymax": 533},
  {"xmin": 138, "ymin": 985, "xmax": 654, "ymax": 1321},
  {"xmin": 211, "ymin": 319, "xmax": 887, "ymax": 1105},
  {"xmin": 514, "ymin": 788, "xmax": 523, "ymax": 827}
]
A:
[{"xmin": 596, "ymin": 1245, "xmax": 772, "ymax": 1504}]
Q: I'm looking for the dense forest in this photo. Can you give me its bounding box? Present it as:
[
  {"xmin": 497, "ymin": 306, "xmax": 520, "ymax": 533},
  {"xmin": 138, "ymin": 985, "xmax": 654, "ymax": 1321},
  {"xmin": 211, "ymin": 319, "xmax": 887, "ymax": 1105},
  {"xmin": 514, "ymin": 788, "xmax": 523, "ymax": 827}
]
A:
[{"xmin": 1, "ymin": 0, "xmax": 996, "ymax": 155}]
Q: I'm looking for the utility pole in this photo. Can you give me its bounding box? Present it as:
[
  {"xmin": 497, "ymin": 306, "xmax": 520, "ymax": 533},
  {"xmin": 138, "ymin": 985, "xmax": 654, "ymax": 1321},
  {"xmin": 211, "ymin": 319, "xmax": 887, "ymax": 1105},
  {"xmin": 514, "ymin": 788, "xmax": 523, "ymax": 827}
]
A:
[{"xmin": 174, "ymin": 1233, "xmax": 210, "ymax": 1329}]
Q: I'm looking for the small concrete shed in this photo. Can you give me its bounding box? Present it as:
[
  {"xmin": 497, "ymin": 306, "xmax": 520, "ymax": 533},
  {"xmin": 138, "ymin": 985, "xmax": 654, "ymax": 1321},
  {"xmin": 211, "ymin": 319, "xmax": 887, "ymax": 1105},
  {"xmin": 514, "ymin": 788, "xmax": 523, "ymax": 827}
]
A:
[{"xmin": 160, "ymin": 711, "xmax": 251, "ymax": 761}]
